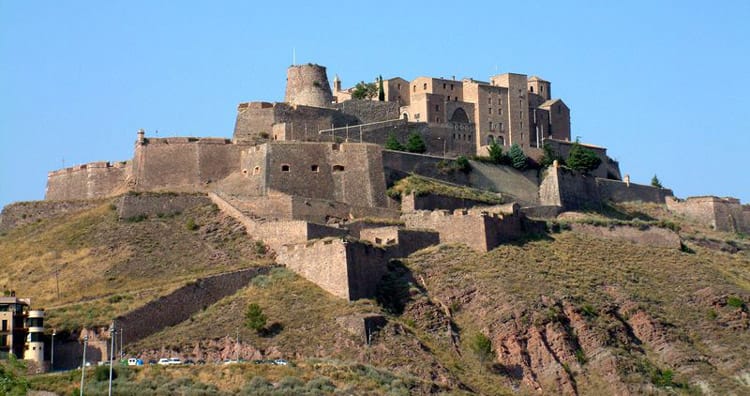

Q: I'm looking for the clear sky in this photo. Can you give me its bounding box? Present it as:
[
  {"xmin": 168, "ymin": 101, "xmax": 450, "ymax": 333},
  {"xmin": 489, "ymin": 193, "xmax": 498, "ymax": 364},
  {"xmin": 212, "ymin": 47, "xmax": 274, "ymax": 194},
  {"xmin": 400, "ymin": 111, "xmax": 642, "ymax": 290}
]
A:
[{"xmin": 1, "ymin": 1, "xmax": 749, "ymax": 208}]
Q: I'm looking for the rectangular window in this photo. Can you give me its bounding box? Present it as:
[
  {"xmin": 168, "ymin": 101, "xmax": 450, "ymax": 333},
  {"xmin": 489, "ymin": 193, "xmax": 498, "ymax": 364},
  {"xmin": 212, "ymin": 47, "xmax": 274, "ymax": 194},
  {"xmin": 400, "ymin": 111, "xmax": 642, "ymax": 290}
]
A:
[
  {"xmin": 489, "ymin": 121, "xmax": 493, "ymax": 130},
  {"xmin": 1, "ymin": 320, "xmax": 6, "ymax": 331},
  {"xmin": 488, "ymin": 108, "xmax": 492, "ymax": 114},
  {"xmin": 443, "ymin": 83, "xmax": 446, "ymax": 89},
  {"xmin": 488, "ymin": 97, "xmax": 492, "ymax": 104},
  {"xmin": 450, "ymin": 84, "xmax": 454, "ymax": 90},
  {"xmin": 435, "ymin": 104, "xmax": 440, "ymax": 111}
]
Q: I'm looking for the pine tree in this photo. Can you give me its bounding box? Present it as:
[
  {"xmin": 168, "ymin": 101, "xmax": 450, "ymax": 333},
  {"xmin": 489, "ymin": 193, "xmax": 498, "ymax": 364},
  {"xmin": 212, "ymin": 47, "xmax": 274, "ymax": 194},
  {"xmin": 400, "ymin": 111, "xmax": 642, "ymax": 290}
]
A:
[
  {"xmin": 384, "ymin": 132, "xmax": 405, "ymax": 151},
  {"xmin": 566, "ymin": 139, "xmax": 601, "ymax": 172},
  {"xmin": 405, "ymin": 132, "xmax": 427, "ymax": 153},
  {"xmin": 378, "ymin": 75, "xmax": 385, "ymax": 101},
  {"xmin": 508, "ymin": 144, "xmax": 528, "ymax": 170},
  {"xmin": 245, "ymin": 303, "xmax": 267, "ymax": 333},
  {"xmin": 487, "ymin": 142, "xmax": 504, "ymax": 164},
  {"xmin": 651, "ymin": 175, "xmax": 663, "ymax": 188}
]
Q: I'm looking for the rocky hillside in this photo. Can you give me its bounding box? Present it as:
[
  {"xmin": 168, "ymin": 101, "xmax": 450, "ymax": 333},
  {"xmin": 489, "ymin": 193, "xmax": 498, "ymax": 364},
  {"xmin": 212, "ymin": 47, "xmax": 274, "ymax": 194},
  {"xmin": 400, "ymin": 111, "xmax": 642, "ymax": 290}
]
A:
[{"xmin": 1, "ymin": 199, "xmax": 749, "ymax": 395}]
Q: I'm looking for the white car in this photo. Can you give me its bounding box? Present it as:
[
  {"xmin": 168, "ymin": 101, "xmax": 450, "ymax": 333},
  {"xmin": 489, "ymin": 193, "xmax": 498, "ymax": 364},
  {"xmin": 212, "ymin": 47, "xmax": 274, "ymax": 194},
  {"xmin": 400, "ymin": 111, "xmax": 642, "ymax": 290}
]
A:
[
  {"xmin": 168, "ymin": 357, "xmax": 182, "ymax": 365},
  {"xmin": 157, "ymin": 358, "xmax": 170, "ymax": 365}
]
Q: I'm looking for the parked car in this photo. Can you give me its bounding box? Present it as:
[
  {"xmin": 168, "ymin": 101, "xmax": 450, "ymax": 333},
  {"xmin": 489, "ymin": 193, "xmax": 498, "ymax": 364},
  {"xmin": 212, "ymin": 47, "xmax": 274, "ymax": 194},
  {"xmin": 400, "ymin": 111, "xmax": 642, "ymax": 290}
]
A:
[
  {"xmin": 157, "ymin": 358, "xmax": 170, "ymax": 365},
  {"xmin": 127, "ymin": 358, "xmax": 144, "ymax": 366},
  {"xmin": 273, "ymin": 359, "xmax": 288, "ymax": 366},
  {"xmin": 148, "ymin": 359, "xmax": 158, "ymax": 365},
  {"xmin": 168, "ymin": 357, "xmax": 182, "ymax": 365}
]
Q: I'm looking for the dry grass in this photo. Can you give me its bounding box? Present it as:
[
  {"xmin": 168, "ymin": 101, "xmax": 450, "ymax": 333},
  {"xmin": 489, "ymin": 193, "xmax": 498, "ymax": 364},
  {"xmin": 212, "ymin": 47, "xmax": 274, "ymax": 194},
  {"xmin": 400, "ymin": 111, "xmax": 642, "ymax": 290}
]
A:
[{"xmin": 387, "ymin": 175, "xmax": 503, "ymax": 204}]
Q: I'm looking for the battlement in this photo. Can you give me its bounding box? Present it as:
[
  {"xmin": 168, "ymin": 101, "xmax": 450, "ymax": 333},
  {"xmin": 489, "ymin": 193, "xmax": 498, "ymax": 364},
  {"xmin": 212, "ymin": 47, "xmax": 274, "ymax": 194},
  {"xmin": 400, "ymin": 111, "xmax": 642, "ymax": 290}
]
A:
[
  {"xmin": 48, "ymin": 160, "xmax": 130, "ymax": 177},
  {"xmin": 141, "ymin": 137, "xmax": 232, "ymax": 145},
  {"xmin": 667, "ymin": 195, "xmax": 748, "ymax": 233}
]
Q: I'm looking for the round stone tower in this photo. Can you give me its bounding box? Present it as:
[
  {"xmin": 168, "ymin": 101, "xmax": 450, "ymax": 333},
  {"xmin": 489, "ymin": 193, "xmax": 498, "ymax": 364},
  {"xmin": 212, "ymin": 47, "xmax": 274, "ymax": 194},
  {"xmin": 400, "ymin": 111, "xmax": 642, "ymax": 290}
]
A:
[{"xmin": 284, "ymin": 64, "xmax": 333, "ymax": 108}]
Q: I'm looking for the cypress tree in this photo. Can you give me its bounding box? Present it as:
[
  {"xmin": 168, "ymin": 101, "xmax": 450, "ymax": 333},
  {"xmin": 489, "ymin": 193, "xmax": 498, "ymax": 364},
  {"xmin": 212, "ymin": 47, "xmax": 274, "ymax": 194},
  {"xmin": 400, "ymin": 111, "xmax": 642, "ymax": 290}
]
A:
[{"xmin": 378, "ymin": 75, "xmax": 385, "ymax": 101}]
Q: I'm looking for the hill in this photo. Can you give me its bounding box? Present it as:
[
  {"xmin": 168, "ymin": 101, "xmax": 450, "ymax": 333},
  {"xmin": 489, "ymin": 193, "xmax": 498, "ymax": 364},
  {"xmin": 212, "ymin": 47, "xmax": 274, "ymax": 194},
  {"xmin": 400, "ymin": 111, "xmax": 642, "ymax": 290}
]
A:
[{"xmin": 1, "ymin": 199, "xmax": 749, "ymax": 395}]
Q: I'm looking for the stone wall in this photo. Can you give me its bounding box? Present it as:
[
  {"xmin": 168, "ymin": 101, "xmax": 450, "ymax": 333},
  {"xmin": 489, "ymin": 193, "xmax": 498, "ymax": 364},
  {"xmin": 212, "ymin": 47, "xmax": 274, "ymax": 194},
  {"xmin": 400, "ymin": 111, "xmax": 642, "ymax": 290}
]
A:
[
  {"xmin": 240, "ymin": 142, "xmax": 388, "ymax": 209},
  {"xmin": 114, "ymin": 267, "xmax": 270, "ymax": 347},
  {"xmin": 544, "ymin": 138, "xmax": 621, "ymax": 180},
  {"xmin": 401, "ymin": 192, "xmax": 500, "ymax": 212},
  {"xmin": 596, "ymin": 179, "xmax": 673, "ymax": 204},
  {"xmin": 45, "ymin": 161, "xmax": 131, "ymax": 201},
  {"xmin": 401, "ymin": 208, "xmax": 523, "ymax": 252},
  {"xmin": 0, "ymin": 199, "xmax": 104, "ymax": 232},
  {"xmin": 116, "ymin": 192, "xmax": 211, "ymax": 220},
  {"xmin": 667, "ymin": 196, "xmax": 748, "ymax": 233},
  {"xmin": 569, "ymin": 224, "xmax": 681, "ymax": 249},
  {"xmin": 539, "ymin": 167, "xmax": 602, "ymax": 211},
  {"xmin": 359, "ymin": 226, "xmax": 439, "ymax": 257},
  {"xmin": 382, "ymin": 150, "xmax": 540, "ymax": 206},
  {"xmin": 132, "ymin": 137, "xmax": 243, "ymax": 192},
  {"xmin": 277, "ymin": 238, "xmax": 390, "ymax": 300},
  {"xmin": 334, "ymin": 100, "xmax": 400, "ymax": 124}
]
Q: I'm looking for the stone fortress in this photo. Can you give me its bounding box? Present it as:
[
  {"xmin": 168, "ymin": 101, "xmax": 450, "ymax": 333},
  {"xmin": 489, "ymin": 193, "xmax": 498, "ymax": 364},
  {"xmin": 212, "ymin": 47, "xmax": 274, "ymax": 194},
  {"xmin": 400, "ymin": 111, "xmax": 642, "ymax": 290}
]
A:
[{"xmin": 26, "ymin": 63, "xmax": 750, "ymax": 301}]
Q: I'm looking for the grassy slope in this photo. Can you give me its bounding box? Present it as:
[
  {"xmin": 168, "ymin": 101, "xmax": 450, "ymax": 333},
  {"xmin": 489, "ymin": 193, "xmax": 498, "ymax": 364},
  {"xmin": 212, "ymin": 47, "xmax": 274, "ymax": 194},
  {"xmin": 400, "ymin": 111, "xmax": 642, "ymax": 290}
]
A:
[{"xmin": 0, "ymin": 200, "xmax": 271, "ymax": 331}]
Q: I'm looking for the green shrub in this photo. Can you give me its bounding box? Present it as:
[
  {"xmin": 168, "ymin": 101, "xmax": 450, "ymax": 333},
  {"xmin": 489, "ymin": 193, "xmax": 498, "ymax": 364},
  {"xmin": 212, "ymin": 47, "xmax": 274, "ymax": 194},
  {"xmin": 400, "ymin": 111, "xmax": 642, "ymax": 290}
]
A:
[
  {"xmin": 575, "ymin": 348, "xmax": 587, "ymax": 365},
  {"xmin": 405, "ymin": 132, "xmax": 427, "ymax": 153},
  {"xmin": 385, "ymin": 132, "xmax": 405, "ymax": 151},
  {"xmin": 651, "ymin": 175, "xmax": 663, "ymax": 188},
  {"xmin": 469, "ymin": 332, "xmax": 494, "ymax": 363},
  {"xmin": 245, "ymin": 303, "xmax": 267, "ymax": 333},
  {"xmin": 185, "ymin": 218, "xmax": 199, "ymax": 231},
  {"xmin": 306, "ymin": 376, "xmax": 336, "ymax": 392},
  {"xmin": 581, "ymin": 304, "xmax": 597, "ymax": 319},
  {"xmin": 727, "ymin": 296, "xmax": 745, "ymax": 308},
  {"xmin": 487, "ymin": 142, "xmax": 505, "ymax": 164},
  {"xmin": 94, "ymin": 365, "xmax": 116, "ymax": 381},
  {"xmin": 454, "ymin": 155, "xmax": 471, "ymax": 172}
]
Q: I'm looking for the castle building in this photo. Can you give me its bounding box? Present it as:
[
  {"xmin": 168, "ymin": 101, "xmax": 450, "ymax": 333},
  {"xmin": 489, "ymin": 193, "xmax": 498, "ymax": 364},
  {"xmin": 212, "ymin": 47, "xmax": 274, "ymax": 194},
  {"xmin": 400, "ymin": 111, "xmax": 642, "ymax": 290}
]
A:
[
  {"xmin": 0, "ymin": 295, "xmax": 45, "ymax": 364},
  {"xmin": 335, "ymin": 71, "xmax": 571, "ymax": 156}
]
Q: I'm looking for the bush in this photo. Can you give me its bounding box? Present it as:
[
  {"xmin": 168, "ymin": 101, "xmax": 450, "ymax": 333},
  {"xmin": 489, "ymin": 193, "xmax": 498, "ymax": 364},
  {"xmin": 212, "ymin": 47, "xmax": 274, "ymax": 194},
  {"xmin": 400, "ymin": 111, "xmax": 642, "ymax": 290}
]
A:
[
  {"xmin": 508, "ymin": 144, "xmax": 527, "ymax": 170},
  {"xmin": 469, "ymin": 332, "xmax": 494, "ymax": 363},
  {"xmin": 454, "ymin": 155, "xmax": 471, "ymax": 172},
  {"xmin": 405, "ymin": 132, "xmax": 426, "ymax": 153},
  {"xmin": 352, "ymin": 81, "xmax": 377, "ymax": 100},
  {"xmin": 185, "ymin": 218, "xmax": 199, "ymax": 231},
  {"xmin": 245, "ymin": 303, "xmax": 267, "ymax": 333},
  {"xmin": 727, "ymin": 296, "xmax": 745, "ymax": 308},
  {"xmin": 94, "ymin": 365, "xmax": 116, "ymax": 381},
  {"xmin": 566, "ymin": 139, "xmax": 601, "ymax": 172},
  {"xmin": 487, "ymin": 142, "xmax": 505, "ymax": 164},
  {"xmin": 540, "ymin": 142, "xmax": 562, "ymax": 167},
  {"xmin": 385, "ymin": 133, "xmax": 405, "ymax": 151}
]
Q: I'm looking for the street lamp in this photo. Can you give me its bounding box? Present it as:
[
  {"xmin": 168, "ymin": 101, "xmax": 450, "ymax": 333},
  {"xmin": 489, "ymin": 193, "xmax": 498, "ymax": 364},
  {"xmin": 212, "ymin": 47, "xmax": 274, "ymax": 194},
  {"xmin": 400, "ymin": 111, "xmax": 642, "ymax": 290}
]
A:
[
  {"xmin": 80, "ymin": 335, "xmax": 88, "ymax": 396},
  {"xmin": 436, "ymin": 137, "xmax": 447, "ymax": 157},
  {"xmin": 50, "ymin": 329, "xmax": 56, "ymax": 372},
  {"xmin": 108, "ymin": 323, "xmax": 116, "ymax": 396}
]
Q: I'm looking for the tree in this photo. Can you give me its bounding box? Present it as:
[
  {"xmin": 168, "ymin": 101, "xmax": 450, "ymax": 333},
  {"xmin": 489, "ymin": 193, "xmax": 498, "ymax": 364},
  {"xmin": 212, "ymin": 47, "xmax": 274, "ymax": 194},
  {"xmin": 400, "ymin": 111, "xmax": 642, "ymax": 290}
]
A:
[
  {"xmin": 651, "ymin": 175, "xmax": 663, "ymax": 188},
  {"xmin": 487, "ymin": 142, "xmax": 505, "ymax": 164},
  {"xmin": 540, "ymin": 142, "xmax": 561, "ymax": 167},
  {"xmin": 469, "ymin": 332, "xmax": 494, "ymax": 364},
  {"xmin": 384, "ymin": 132, "xmax": 405, "ymax": 151},
  {"xmin": 566, "ymin": 139, "xmax": 601, "ymax": 172},
  {"xmin": 378, "ymin": 75, "xmax": 385, "ymax": 101},
  {"xmin": 245, "ymin": 303, "xmax": 267, "ymax": 333},
  {"xmin": 405, "ymin": 132, "xmax": 427, "ymax": 153},
  {"xmin": 352, "ymin": 81, "xmax": 377, "ymax": 100},
  {"xmin": 508, "ymin": 144, "xmax": 528, "ymax": 170}
]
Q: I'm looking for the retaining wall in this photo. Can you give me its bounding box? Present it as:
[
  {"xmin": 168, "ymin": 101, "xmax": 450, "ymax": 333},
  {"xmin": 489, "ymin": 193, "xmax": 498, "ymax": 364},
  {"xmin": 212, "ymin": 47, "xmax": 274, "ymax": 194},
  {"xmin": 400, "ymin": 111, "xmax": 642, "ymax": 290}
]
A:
[
  {"xmin": 0, "ymin": 199, "xmax": 104, "ymax": 232},
  {"xmin": 114, "ymin": 267, "xmax": 270, "ymax": 347},
  {"xmin": 116, "ymin": 193, "xmax": 211, "ymax": 220},
  {"xmin": 569, "ymin": 224, "xmax": 681, "ymax": 249},
  {"xmin": 45, "ymin": 161, "xmax": 131, "ymax": 201}
]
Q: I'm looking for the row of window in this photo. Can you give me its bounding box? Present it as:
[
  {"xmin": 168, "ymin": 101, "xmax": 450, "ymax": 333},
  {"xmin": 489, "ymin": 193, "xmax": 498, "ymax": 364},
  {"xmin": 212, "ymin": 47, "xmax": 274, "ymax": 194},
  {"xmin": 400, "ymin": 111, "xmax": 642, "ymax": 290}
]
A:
[
  {"xmin": 453, "ymin": 133, "xmax": 473, "ymax": 141},
  {"xmin": 243, "ymin": 165, "xmax": 346, "ymax": 175}
]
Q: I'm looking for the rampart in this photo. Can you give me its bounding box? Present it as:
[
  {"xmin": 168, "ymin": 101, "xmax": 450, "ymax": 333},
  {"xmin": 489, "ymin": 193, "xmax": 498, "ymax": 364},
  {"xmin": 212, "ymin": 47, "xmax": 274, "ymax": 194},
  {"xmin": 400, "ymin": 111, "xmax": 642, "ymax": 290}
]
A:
[
  {"xmin": 666, "ymin": 196, "xmax": 749, "ymax": 233},
  {"xmin": 240, "ymin": 142, "xmax": 389, "ymax": 209},
  {"xmin": 401, "ymin": 192, "xmax": 502, "ymax": 212},
  {"xmin": 540, "ymin": 166, "xmax": 671, "ymax": 211},
  {"xmin": 0, "ymin": 199, "xmax": 104, "ymax": 232},
  {"xmin": 544, "ymin": 138, "xmax": 621, "ymax": 180},
  {"xmin": 132, "ymin": 137, "xmax": 243, "ymax": 192},
  {"xmin": 568, "ymin": 223, "xmax": 681, "ymax": 249},
  {"xmin": 45, "ymin": 161, "xmax": 131, "ymax": 201},
  {"xmin": 382, "ymin": 150, "xmax": 539, "ymax": 206},
  {"xmin": 359, "ymin": 226, "xmax": 439, "ymax": 257},
  {"xmin": 116, "ymin": 192, "xmax": 211, "ymax": 220},
  {"xmin": 401, "ymin": 207, "xmax": 523, "ymax": 252},
  {"xmin": 114, "ymin": 267, "xmax": 271, "ymax": 347},
  {"xmin": 333, "ymin": 100, "xmax": 400, "ymax": 124},
  {"xmin": 276, "ymin": 238, "xmax": 390, "ymax": 300}
]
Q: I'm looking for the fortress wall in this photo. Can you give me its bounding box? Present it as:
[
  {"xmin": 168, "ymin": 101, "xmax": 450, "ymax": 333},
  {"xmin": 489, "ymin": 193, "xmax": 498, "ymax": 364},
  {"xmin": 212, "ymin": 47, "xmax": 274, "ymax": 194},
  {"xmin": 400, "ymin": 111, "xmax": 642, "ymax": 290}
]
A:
[
  {"xmin": 333, "ymin": 100, "xmax": 400, "ymax": 124},
  {"xmin": 665, "ymin": 196, "xmax": 747, "ymax": 232},
  {"xmin": 402, "ymin": 210, "xmax": 491, "ymax": 252},
  {"xmin": 114, "ymin": 267, "xmax": 270, "ymax": 347},
  {"xmin": 569, "ymin": 224, "xmax": 681, "ymax": 249},
  {"xmin": 266, "ymin": 143, "xmax": 338, "ymax": 201},
  {"xmin": 360, "ymin": 227, "xmax": 439, "ymax": 257},
  {"xmin": 239, "ymin": 144, "xmax": 269, "ymax": 196},
  {"xmin": 233, "ymin": 102, "xmax": 276, "ymax": 143},
  {"xmin": 277, "ymin": 239, "xmax": 351, "ymax": 299},
  {"xmin": 0, "ymin": 199, "xmax": 104, "ymax": 232},
  {"xmin": 401, "ymin": 192, "xmax": 500, "ymax": 213},
  {"xmin": 45, "ymin": 161, "xmax": 130, "ymax": 201},
  {"xmin": 383, "ymin": 151, "xmax": 539, "ymax": 206},
  {"xmin": 596, "ymin": 179, "xmax": 673, "ymax": 204},
  {"xmin": 544, "ymin": 139, "xmax": 621, "ymax": 179},
  {"xmin": 116, "ymin": 193, "xmax": 211, "ymax": 220},
  {"xmin": 539, "ymin": 167, "xmax": 602, "ymax": 211},
  {"xmin": 344, "ymin": 242, "xmax": 391, "ymax": 300},
  {"xmin": 133, "ymin": 139, "xmax": 240, "ymax": 192}
]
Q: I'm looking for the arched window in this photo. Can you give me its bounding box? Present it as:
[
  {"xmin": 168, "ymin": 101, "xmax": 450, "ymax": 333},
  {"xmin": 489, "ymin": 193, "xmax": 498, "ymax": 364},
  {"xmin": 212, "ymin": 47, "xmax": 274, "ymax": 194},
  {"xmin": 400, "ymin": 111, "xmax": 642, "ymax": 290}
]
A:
[
  {"xmin": 253, "ymin": 166, "xmax": 261, "ymax": 175},
  {"xmin": 530, "ymin": 86, "xmax": 534, "ymax": 93},
  {"xmin": 281, "ymin": 164, "xmax": 290, "ymax": 172},
  {"xmin": 497, "ymin": 136, "xmax": 505, "ymax": 146},
  {"xmin": 449, "ymin": 108, "xmax": 470, "ymax": 123},
  {"xmin": 487, "ymin": 135, "xmax": 495, "ymax": 145}
]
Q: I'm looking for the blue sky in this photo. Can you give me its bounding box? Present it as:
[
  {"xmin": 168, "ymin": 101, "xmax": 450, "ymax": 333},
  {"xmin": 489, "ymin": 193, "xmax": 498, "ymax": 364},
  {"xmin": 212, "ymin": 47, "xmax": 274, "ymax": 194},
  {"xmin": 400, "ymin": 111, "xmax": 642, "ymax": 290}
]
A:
[{"xmin": 1, "ymin": 1, "xmax": 749, "ymax": 208}]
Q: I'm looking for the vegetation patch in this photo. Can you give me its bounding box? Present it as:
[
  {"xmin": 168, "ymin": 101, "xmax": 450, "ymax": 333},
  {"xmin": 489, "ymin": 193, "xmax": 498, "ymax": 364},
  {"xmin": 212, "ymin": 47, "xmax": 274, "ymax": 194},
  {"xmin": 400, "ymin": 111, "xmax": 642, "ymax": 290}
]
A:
[{"xmin": 387, "ymin": 175, "xmax": 502, "ymax": 204}]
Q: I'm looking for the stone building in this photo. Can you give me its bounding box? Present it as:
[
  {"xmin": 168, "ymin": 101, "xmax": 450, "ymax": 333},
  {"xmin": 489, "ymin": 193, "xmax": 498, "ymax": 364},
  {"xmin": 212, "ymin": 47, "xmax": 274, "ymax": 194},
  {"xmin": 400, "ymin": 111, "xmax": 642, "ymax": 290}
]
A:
[{"xmin": 333, "ymin": 70, "xmax": 571, "ymax": 157}]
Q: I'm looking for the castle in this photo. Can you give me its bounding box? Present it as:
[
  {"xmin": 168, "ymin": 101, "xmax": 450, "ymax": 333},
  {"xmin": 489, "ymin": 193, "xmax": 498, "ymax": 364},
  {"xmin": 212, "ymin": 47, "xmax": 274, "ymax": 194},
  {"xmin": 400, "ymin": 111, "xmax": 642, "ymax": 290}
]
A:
[{"xmin": 32, "ymin": 63, "xmax": 750, "ymax": 301}]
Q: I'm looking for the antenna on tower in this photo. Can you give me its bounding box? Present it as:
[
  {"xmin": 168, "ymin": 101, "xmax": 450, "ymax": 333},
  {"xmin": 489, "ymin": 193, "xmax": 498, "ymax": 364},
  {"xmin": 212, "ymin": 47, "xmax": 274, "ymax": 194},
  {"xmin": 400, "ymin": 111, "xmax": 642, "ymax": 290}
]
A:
[{"xmin": 292, "ymin": 48, "xmax": 296, "ymax": 66}]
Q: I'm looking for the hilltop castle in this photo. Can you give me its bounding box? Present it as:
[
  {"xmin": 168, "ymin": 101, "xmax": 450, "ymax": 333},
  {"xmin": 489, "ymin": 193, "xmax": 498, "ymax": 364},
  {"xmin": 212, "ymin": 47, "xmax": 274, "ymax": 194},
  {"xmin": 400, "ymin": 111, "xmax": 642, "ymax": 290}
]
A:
[{"xmin": 32, "ymin": 63, "xmax": 750, "ymax": 301}]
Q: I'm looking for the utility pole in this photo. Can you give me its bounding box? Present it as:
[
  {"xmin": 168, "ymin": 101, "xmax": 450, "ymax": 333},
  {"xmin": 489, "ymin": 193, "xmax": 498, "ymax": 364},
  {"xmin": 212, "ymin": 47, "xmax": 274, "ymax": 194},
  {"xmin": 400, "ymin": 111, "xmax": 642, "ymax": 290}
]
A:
[
  {"xmin": 51, "ymin": 329, "xmax": 56, "ymax": 371},
  {"xmin": 108, "ymin": 323, "xmax": 115, "ymax": 396},
  {"xmin": 120, "ymin": 327, "xmax": 123, "ymax": 359},
  {"xmin": 55, "ymin": 269, "xmax": 60, "ymax": 300},
  {"xmin": 80, "ymin": 335, "xmax": 88, "ymax": 396}
]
